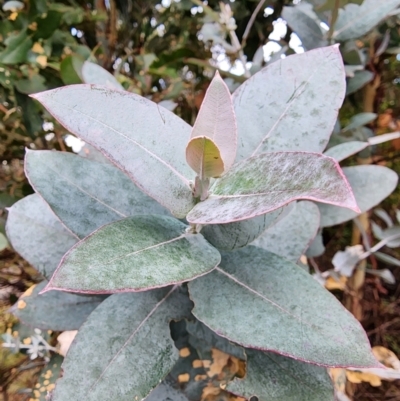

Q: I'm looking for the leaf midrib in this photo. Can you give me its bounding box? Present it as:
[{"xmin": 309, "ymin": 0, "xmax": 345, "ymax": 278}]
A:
[
  {"xmin": 48, "ymin": 96, "xmax": 191, "ymax": 186},
  {"xmin": 250, "ymin": 62, "xmax": 322, "ymax": 156},
  {"xmin": 89, "ymin": 233, "xmax": 187, "ymax": 267},
  {"xmin": 87, "ymin": 286, "xmax": 176, "ymax": 394},
  {"xmin": 215, "ymin": 267, "xmax": 316, "ymax": 330},
  {"xmin": 44, "ymin": 163, "xmax": 126, "ymax": 218}
]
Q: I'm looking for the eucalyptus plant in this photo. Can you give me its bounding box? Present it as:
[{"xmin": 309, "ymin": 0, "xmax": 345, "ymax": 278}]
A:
[{"xmin": 6, "ymin": 45, "xmax": 392, "ymax": 401}]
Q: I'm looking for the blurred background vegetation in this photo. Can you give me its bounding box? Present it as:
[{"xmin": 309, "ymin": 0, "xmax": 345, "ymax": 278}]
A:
[{"xmin": 0, "ymin": 0, "xmax": 399, "ymax": 400}]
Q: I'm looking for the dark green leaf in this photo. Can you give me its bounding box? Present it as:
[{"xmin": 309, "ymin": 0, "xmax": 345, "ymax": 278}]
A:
[
  {"xmin": 0, "ymin": 31, "xmax": 32, "ymax": 64},
  {"xmin": 189, "ymin": 246, "xmax": 378, "ymax": 367},
  {"xmin": 60, "ymin": 55, "xmax": 84, "ymax": 85},
  {"xmin": 46, "ymin": 215, "xmax": 220, "ymax": 294},
  {"xmin": 15, "ymin": 74, "xmax": 47, "ymax": 94},
  {"xmin": 15, "ymin": 90, "xmax": 43, "ymax": 137},
  {"xmin": 33, "ymin": 10, "xmax": 63, "ymax": 40}
]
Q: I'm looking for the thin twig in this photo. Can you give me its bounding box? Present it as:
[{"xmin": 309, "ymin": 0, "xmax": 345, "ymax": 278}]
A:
[
  {"xmin": 241, "ymin": 0, "xmax": 267, "ymax": 47},
  {"xmin": 327, "ymin": 0, "xmax": 340, "ymax": 41},
  {"xmin": 184, "ymin": 58, "xmax": 247, "ymax": 82},
  {"xmin": 229, "ymin": 31, "xmax": 250, "ymax": 78},
  {"xmin": 354, "ymin": 217, "xmax": 371, "ymax": 251},
  {"xmin": 359, "ymin": 232, "xmax": 400, "ymax": 260}
]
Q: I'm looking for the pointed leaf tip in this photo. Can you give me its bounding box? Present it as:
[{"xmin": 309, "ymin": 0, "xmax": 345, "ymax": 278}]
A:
[
  {"xmin": 191, "ymin": 71, "xmax": 237, "ymax": 173},
  {"xmin": 233, "ymin": 46, "xmax": 345, "ymax": 158}
]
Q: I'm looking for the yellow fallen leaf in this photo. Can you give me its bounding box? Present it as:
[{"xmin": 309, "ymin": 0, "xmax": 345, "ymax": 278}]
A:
[
  {"xmin": 325, "ymin": 276, "xmax": 347, "ymax": 291},
  {"xmin": 207, "ymin": 348, "xmax": 230, "ymax": 378},
  {"xmin": 178, "ymin": 373, "xmax": 190, "ymax": 383},
  {"xmin": 179, "ymin": 347, "xmax": 190, "ymax": 357},
  {"xmin": 192, "ymin": 359, "xmax": 203, "ymax": 368},
  {"xmin": 22, "ymin": 284, "xmax": 36, "ymax": 298},
  {"xmin": 8, "ymin": 12, "xmax": 18, "ymax": 21},
  {"xmin": 32, "ymin": 42, "xmax": 45, "ymax": 54},
  {"xmin": 36, "ymin": 55, "xmax": 47, "ymax": 68},
  {"xmin": 329, "ymin": 368, "xmax": 347, "ymax": 392},
  {"xmin": 346, "ymin": 370, "xmax": 382, "ymax": 387},
  {"xmin": 373, "ymin": 346, "xmax": 400, "ymax": 369},
  {"xmin": 17, "ymin": 300, "xmax": 26, "ymax": 309}
]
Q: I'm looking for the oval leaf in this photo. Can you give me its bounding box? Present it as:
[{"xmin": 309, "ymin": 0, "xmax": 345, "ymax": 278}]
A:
[
  {"xmin": 31, "ymin": 85, "xmax": 195, "ymax": 218},
  {"xmin": 252, "ymin": 201, "xmax": 320, "ymax": 262},
  {"xmin": 346, "ymin": 70, "xmax": 374, "ymax": 95},
  {"xmin": 51, "ymin": 287, "xmax": 191, "ymax": 401},
  {"xmin": 187, "ymin": 152, "xmax": 359, "ymax": 225},
  {"xmin": 324, "ymin": 141, "xmax": 369, "ymax": 162},
  {"xmin": 10, "ymin": 282, "xmax": 105, "ymax": 331},
  {"xmin": 227, "ymin": 349, "xmax": 334, "ymax": 401},
  {"xmin": 6, "ymin": 194, "xmax": 77, "ymax": 278},
  {"xmin": 46, "ymin": 215, "xmax": 220, "ymax": 294},
  {"xmin": 25, "ymin": 150, "xmax": 169, "ymax": 238},
  {"xmin": 342, "ymin": 113, "xmax": 377, "ymax": 132},
  {"xmin": 81, "ymin": 61, "xmax": 124, "ymax": 90},
  {"xmin": 233, "ymin": 45, "xmax": 345, "ymax": 159},
  {"xmin": 333, "ymin": 0, "xmax": 400, "ymax": 42},
  {"xmin": 282, "ymin": 4, "xmax": 328, "ymax": 51},
  {"xmin": 191, "ymin": 71, "xmax": 237, "ymax": 172},
  {"xmin": 319, "ymin": 165, "xmax": 398, "ymax": 227},
  {"xmin": 201, "ymin": 208, "xmax": 287, "ymax": 251},
  {"xmin": 186, "ymin": 136, "xmax": 224, "ymax": 179},
  {"xmin": 188, "ymin": 246, "xmax": 378, "ymax": 368}
]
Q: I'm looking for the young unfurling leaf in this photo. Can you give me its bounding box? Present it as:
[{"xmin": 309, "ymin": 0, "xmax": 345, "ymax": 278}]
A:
[
  {"xmin": 186, "ymin": 136, "xmax": 224, "ymax": 179},
  {"xmin": 189, "ymin": 71, "xmax": 237, "ymax": 174}
]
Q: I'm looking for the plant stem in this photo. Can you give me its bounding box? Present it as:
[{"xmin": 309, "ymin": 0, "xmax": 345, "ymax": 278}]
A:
[
  {"xmin": 241, "ymin": 0, "xmax": 267, "ymax": 48},
  {"xmin": 229, "ymin": 31, "xmax": 250, "ymax": 78},
  {"xmin": 184, "ymin": 58, "xmax": 247, "ymax": 83},
  {"xmin": 327, "ymin": 0, "xmax": 340, "ymax": 41}
]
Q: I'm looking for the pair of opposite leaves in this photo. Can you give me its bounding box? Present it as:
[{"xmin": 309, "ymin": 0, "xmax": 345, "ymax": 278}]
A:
[{"xmin": 185, "ymin": 71, "xmax": 237, "ymax": 187}]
